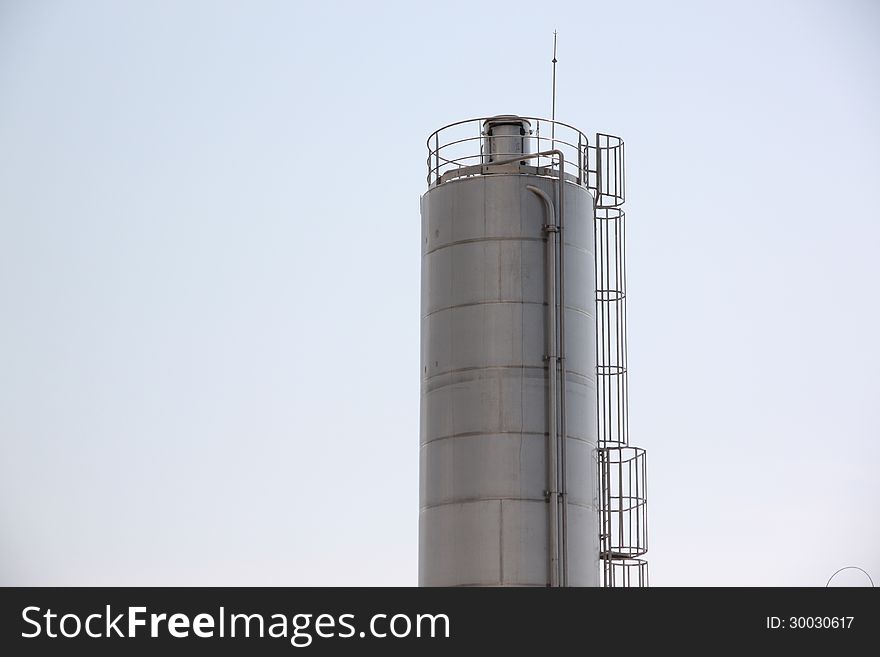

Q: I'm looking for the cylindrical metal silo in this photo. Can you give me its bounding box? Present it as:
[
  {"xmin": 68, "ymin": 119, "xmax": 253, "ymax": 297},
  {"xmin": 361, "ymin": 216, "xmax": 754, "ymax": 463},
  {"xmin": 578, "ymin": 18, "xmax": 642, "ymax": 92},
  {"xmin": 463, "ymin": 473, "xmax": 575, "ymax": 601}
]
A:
[{"xmin": 419, "ymin": 116, "xmax": 598, "ymax": 586}]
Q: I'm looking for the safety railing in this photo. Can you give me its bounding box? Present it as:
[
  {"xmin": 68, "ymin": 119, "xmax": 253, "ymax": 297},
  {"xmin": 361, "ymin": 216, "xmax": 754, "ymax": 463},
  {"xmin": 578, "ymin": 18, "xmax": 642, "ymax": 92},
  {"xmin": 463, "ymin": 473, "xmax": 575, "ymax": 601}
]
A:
[
  {"xmin": 603, "ymin": 558, "xmax": 649, "ymax": 587},
  {"xmin": 588, "ymin": 134, "xmax": 625, "ymax": 208},
  {"xmin": 596, "ymin": 206, "xmax": 628, "ymax": 450},
  {"xmin": 598, "ymin": 445, "xmax": 648, "ymax": 559},
  {"xmin": 426, "ymin": 117, "xmax": 624, "ymax": 209},
  {"xmin": 592, "ymin": 132, "xmax": 647, "ymax": 588}
]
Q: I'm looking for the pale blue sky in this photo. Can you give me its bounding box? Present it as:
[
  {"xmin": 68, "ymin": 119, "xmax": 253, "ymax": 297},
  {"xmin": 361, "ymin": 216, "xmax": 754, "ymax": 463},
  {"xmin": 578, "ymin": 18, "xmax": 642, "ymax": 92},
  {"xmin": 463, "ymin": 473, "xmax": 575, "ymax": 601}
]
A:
[{"xmin": 1, "ymin": 0, "xmax": 878, "ymax": 586}]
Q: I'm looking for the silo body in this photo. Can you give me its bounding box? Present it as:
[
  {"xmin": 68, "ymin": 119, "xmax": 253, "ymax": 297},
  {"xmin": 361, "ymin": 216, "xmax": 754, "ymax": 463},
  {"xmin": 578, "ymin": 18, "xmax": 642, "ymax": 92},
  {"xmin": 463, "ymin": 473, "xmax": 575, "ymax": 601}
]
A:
[{"xmin": 419, "ymin": 165, "xmax": 599, "ymax": 586}]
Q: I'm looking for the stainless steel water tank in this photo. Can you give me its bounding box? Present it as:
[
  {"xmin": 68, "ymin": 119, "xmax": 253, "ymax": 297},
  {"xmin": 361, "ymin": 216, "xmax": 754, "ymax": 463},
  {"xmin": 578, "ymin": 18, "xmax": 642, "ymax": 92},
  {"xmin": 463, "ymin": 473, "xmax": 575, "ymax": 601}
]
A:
[{"xmin": 420, "ymin": 117, "xmax": 599, "ymax": 586}]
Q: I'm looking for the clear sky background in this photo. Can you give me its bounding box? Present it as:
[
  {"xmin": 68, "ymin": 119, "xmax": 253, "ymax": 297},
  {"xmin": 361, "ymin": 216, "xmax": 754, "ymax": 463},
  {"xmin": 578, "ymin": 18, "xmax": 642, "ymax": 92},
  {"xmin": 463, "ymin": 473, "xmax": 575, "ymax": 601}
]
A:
[{"xmin": 1, "ymin": 0, "xmax": 878, "ymax": 586}]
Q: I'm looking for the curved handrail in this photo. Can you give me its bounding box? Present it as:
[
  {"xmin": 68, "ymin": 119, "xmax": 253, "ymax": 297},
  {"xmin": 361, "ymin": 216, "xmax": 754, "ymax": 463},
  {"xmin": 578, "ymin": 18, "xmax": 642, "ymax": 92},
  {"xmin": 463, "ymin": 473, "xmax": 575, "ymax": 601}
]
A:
[
  {"xmin": 426, "ymin": 116, "xmax": 593, "ymax": 188},
  {"xmin": 425, "ymin": 116, "xmax": 626, "ymax": 210}
]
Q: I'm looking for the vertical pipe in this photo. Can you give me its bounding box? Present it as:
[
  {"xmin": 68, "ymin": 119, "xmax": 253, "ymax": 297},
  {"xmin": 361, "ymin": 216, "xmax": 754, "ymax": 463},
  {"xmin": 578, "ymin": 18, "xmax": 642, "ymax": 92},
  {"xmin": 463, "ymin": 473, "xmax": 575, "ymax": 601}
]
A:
[
  {"xmin": 527, "ymin": 185, "xmax": 559, "ymax": 587},
  {"xmin": 548, "ymin": 224, "xmax": 560, "ymax": 588},
  {"xmin": 551, "ymin": 32, "xmax": 557, "ymax": 151},
  {"xmin": 491, "ymin": 151, "xmax": 566, "ymax": 584},
  {"xmin": 556, "ymin": 155, "xmax": 568, "ymax": 587},
  {"xmin": 434, "ymin": 132, "xmax": 440, "ymax": 185},
  {"xmin": 577, "ymin": 133, "xmax": 583, "ymax": 186}
]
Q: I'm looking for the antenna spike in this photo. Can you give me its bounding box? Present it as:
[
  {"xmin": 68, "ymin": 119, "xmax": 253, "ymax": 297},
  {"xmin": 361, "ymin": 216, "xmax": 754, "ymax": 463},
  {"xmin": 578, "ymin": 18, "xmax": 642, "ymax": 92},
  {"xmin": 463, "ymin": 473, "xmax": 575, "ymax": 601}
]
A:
[{"xmin": 551, "ymin": 31, "xmax": 558, "ymax": 150}]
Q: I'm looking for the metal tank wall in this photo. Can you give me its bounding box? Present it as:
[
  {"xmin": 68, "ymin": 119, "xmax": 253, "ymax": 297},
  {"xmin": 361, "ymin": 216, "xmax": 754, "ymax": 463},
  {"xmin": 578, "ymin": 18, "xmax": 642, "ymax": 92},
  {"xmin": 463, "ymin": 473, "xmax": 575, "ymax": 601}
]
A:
[{"xmin": 419, "ymin": 168, "xmax": 598, "ymax": 586}]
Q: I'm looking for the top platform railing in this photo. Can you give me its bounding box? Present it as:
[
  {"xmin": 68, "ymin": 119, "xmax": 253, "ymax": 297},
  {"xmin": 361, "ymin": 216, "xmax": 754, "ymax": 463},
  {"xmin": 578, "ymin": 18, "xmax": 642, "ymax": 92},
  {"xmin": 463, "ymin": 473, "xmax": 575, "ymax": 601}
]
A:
[{"xmin": 426, "ymin": 116, "xmax": 625, "ymax": 208}]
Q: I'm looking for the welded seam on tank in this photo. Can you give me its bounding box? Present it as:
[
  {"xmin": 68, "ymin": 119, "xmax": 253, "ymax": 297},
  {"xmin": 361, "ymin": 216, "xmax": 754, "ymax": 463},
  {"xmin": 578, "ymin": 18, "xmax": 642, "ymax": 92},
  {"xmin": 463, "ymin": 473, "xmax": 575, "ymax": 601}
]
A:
[
  {"xmin": 419, "ymin": 497, "xmax": 598, "ymax": 512},
  {"xmin": 423, "ymin": 366, "xmax": 597, "ymax": 381},
  {"xmin": 562, "ymin": 243, "xmax": 590, "ymax": 256},
  {"xmin": 419, "ymin": 430, "xmax": 598, "ymax": 447},
  {"xmin": 499, "ymin": 500, "xmax": 504, "ymax": 584},
  {"xmin": 418, "ymin": 497, "xmax": 545, "ymax": 510},
  {"xmin": 518, "ymin": 230, "xmax": 526, "ymax": 534},
  {"xmin": 424, "ymin": 237, "xmax": 591, "ymax": 258},
  {"xmin": 423, "ymin": 378, "xmax": 596, "ymax": 395},
  {"xmin": 422, "ymin": 301, "xmax": 595, "ymax": 320},
  {"xmin": 423, "ymin": 365, "xmax": 597, "ymax": 386},
  {"xmin": 422, "ymin": 299, "xmax": 547, "ymax": 319},
  {"xmin": 424, "ymin": 236, "xmax": 544, "ymax": 256},
  {"xmin": 425, "ymin": 364, "xmax": 546, "ymax": 375}
]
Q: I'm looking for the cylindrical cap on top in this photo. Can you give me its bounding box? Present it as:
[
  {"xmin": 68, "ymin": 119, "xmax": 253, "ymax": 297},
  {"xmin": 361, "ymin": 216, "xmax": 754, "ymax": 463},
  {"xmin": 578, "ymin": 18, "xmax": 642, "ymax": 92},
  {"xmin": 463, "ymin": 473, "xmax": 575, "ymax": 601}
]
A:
[{"xmin": 482, "ymin": 115, "xmax": 532, "ymax": 164}]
